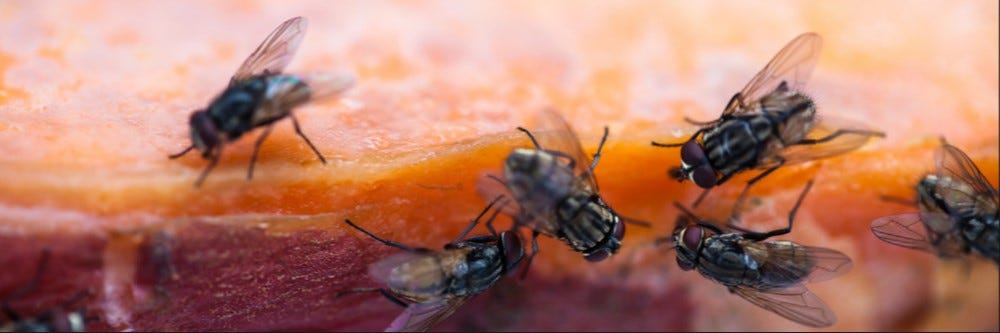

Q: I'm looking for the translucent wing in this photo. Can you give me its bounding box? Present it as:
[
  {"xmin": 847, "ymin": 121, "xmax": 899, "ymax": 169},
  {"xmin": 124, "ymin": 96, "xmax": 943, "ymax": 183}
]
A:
[
  {"xmin": 724, "ymin": 33, "xmax": 823, "ymax": 116},
  {"xmin": 368, "ymin": 252, "xmax": 433, "ymax": 286},
  {"xmin": 935, "ymin": 139, "xmax": 1000, "ymax": 215},
  {"xmin": 730, "ymin": 284, "xmax": 837, "ymax": 328},
  {"xmin": 474, "ymin": 172, "xmax": 560, "ymax": 235},
  {"xmin": 777, "ymin": 115, "xmax": 884, "ymax": 165},
  {"xmin": 231, "ymin": 16, "xmax": 308, "ymax": 83},
  {"xmin": 296, "ymin": 71, "xmax": 355, "ymax": 102},
  {"xmin": 741, "ymin": 241, "xmax": 852, "ymax": 288},
  {"xmin": 529, "ymin": 108, "xmax": 601, "ymax": 192},
  {"xmin": 870, "ymin": 212, "xmax": 966, "ymax": 257},
  {"xmin": 385, "ymin": 297, "xmax": 470, "ymax": 332},
  {"xmin": 475, "ymin": 172, "xmax": 526, "ymax": 219}
]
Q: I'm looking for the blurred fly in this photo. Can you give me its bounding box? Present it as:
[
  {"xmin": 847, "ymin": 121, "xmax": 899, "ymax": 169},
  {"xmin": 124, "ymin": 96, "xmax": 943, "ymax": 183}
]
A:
[
  {"xmin": 871, "ymin": 138, "xmax": 999, "ymax": 263},
  {"xmin": 1, "ymin": 249, "xmax": 94, "ymax": 332},
  {"xmin": 478, "ymin": 108, "xmax": 646, "ymax": 269},
  {"xmin": 664, "ymin": 180, "xmax": 853, "ymax": 327},
  {"xmin": 651, "ymin": 32, "xmax": 884, "ymax": 218},
  {"xmin": 169, "ymin": 16, "xmax": 355, "ymax": 187},
  {"xmin": 336, "ymin": 197, "xmax": 525, "ymax": 332}
]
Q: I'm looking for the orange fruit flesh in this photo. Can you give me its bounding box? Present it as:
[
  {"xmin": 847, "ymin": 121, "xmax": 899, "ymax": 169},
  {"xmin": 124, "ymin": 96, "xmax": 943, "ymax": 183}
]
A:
[{"xmin": 0, "ymin": 1, "xmax": 997, "ymax": 331}]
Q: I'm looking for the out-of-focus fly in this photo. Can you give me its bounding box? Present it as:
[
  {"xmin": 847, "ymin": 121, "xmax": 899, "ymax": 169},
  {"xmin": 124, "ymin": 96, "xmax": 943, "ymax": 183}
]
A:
[
  {"xmin": 478, "ymin": 108, "xmax": 645, "ymax": 269},
  {"xmin": 1, "ymin": 249, "xmax": 94, "ymax": 332},
  {"xmin": 665, "ymin": 180, "xmax": 853, "ymax": 327},
  {"xmin": 871, "ymin": 138, "xmax": 999, "ymax": 263},
  {"xmin": 336, "ymin": 197, "xmax": 525, "ymax": 332},
  {"xmin": 169, "ymin": 16, "xmax": 355, "ymax": 187},
  {"xmin": 651, "ymin": 32, "xmax": 884, "ymax": 217}
]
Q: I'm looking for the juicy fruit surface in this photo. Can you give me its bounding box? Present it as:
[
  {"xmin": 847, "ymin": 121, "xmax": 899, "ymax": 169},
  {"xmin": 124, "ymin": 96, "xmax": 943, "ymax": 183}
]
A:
[{"xmin": 0, "ymin": 0, "xmax": 997, "ymax": 331}]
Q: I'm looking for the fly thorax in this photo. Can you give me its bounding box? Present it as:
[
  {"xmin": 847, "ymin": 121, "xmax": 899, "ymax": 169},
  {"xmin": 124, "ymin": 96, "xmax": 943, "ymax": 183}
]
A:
[
  {"xmin": 264, "ymin": 75, "xmax": 311, "ymax": 108},
  {"xmin": 698, "ymin": 234, "xmax": 757, "ymax": 285},
  {"xmin": 916, "ymin": 175, "xmax": 942, "ymax": 213},
  {"xmin": 447, "ymin": 244, "xmax": 503, "ymax": 296},
  {"xmin": 702, "ymin": 118, "xmax": 767, "ymax": 176},
  {"xmin": 504, "ymin": 149, "xmax": 576, "ymax": 210},
  {"xmin": 208, "ymin": 78, "xmax": 268, "ymax": 139}
]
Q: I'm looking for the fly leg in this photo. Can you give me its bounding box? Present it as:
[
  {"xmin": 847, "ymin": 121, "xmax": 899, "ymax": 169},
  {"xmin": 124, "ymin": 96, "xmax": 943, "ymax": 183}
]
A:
[
  {"xmin": 734, "ymin": 180, "xmax": 813, "ymax": 241},
  {"xmin": 691, "ymin": 187, "xmax": 713, "ymax": 208},
  {"xmin": 518, "ymin": 230, "xmax": 540, "ymax": 280},
  {"xmin": 729, "ymin": 157, "xmax": 786, "ymax": 221},
  {"xmin": 586, "ymin": 126, "xmax": 610, "ymax": 174},
  {"xmin": 290, "ymin": 113, "xmax": 328, "ymax": 165},
  {"xmin": 335, "ymin": 288, "xmax": 408, "ymax": 308},
  {"xmin": 878, "ymin": 195, "xmax": 917, "ymax": 206},
  {"xmin": 168, "ymin": 144, "xmax": 195, "ymax": 159},
  {"xmin": 246, "ymin": 125, "xmax": 274, "ymax": 181},
  {"xmin": 516, "ymin": 127, "xmax": 579, "ymax": 169},
  {"xmin": 454, "ymin": 195, "xmax": 509, "ymax": 242},
  {"xmin": 651, "ymin": 128, "xmax": 705, "ymax": 148},
  {"xmin": 193, "ymin": 146, "xmax": 222, "ymax": 188},
  {"xmin": 342, "ymin": 219, "xmax": 418, "ymax": 252},
  {"xmin": 796, "ymin": 129, "xmax": 886, "ymax": 146}
]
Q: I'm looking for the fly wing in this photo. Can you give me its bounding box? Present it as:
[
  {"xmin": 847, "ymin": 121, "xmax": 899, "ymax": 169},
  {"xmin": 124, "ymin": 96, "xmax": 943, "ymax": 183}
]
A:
[
  {"xmin": 231, "ymin": 16, "xmax": 308, "ymax": 83},
  {"xmin": 777, "ymin": 115, "xmax": 884, "ymax": 165},
  {"xmin": 935, "ymin": 139, "xmax": 1000, "ymax": 214},
  {"xmin": 871, "ymin": 213, "xmax": 934, "ymax": 253},
  {"xmin": 529, "ymin": 108, "xmax": 601, "ymax": 192},
  {"xmin": 730, "ymin": 284, "xmax": 837, "ymax": 328},
  {"xmin": 870, "ymin": 212, "xmax": 963, "ymax": 255},
  {"xmin": 384, "ymin": 297, "xmax": 470, "ymax": 332},
  {"xmin": 475, "ymin": 172, "xmax": 560, "ymax": 235},
  {"xmin": 724, "ymin": 33, "xmax": 823, "ymax": 116},
  {"xmin": 742, "ymin": 241, "xmax": 852, "ymax": 287},
  {"xmin": 368, "ymin": 252, "xmax": 434, "ymax": 286},
  {"xmin": 294, "ymin": 71, "xmax": 356, "ymax": 102}
]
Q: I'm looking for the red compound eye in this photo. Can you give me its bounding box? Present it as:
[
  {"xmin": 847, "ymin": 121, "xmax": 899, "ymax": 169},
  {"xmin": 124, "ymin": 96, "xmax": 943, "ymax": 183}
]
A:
[
  {"xmin": 682, "ymin": 225, "xmax": 703, "ymax": 253},
  {"xmin": 679, "ymin": 140, "xmax": 717, "ymax": 188}
]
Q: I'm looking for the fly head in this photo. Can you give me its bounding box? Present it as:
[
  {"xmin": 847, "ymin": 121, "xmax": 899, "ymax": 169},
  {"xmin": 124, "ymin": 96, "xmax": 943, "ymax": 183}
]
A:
[
  {"xmin": 673, "ymin": 223, "xmax": 705, "ymax": 271},
  {"xmin": 499, "ymin": 231, "xmax": 525, "ymax": 274},
  {"xmin": 189, "ymin": 111, "xmax": 221, "ymax": 158},
  {"xmin": 678, "ymin": 140, "xmax": 717, "ymax": 188}
]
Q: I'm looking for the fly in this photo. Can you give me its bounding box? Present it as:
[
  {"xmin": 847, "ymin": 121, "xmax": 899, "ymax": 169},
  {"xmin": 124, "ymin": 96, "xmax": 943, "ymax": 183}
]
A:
[
  {"xmin": 651, "ymin": 32, "xmax": 884, "ymax": 218},
  {"xmin": 665, "ymin": 180, "xmax": 853, "ymax": 327},
  {"xmin": 1, "ymin": 249, "xmax": 95, "ymax": 332},
  {"xmin": 336, "ymin": 197, "xmax": 525, "ymax": 332},
  {"xmin": 478, "ymin": 108, "xmax": 647, "ymax": 271},
  {"xmin": 169, "ymin": 16, "xmax": 355, "ymax": 187},
  {"xmin": 871, "ymin": 137, "xmax": 999, "ymax": 263}
]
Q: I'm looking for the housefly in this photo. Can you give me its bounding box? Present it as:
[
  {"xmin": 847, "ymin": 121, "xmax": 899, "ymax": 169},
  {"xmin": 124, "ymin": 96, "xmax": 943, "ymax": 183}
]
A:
[
  {"xmin": 336, "ymin": 197, "xmax": 525, "ymax": 332},
  {"xmin": 665, "ymin": 180, "xmax": 853, "ymax": 327},
  {"xmin": 1, "ymin": 249, "xmax": 94, "ymax": 332},
  {"xmin": 651, "ymin": 32, "xmax": 884, "ymax": 217},
  {"xmin": 871, "ymin": 138, "xmax": 999, "ymax": 263},
  {"xmin": 478, "ymin": 108, "xmax": 646, "ymax": 269},
  {"xmin": 169, "ymin": 16, "xmax": 355, "ymax": 187}
]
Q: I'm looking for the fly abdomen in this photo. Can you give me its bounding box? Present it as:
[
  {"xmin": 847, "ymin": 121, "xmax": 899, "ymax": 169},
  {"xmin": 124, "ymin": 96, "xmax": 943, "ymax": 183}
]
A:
[
  {"xmin": 963, "ymin": 216, "xmax": 1000, "ymax": 263},
  {"xmin": 208, "ymin": 77, "xmax": 269, "ymax": 139},
  {"xmin": 702, "ymin": 115, "xmax": 777, "ymax": 177},
  {"xmin": 447, "ymin": 245, "xmax": 504, "ymax": 297},
  {"xmin": 696, "ymin": 235, "xmax": 762, "ymax": 286},
  {"xmin": 504, "ymin": 149, "xmax": 576, "ymax": 214},
  {"xmin": 554, "ymin": 192, "xmax": 616, "ymax": 253}
]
